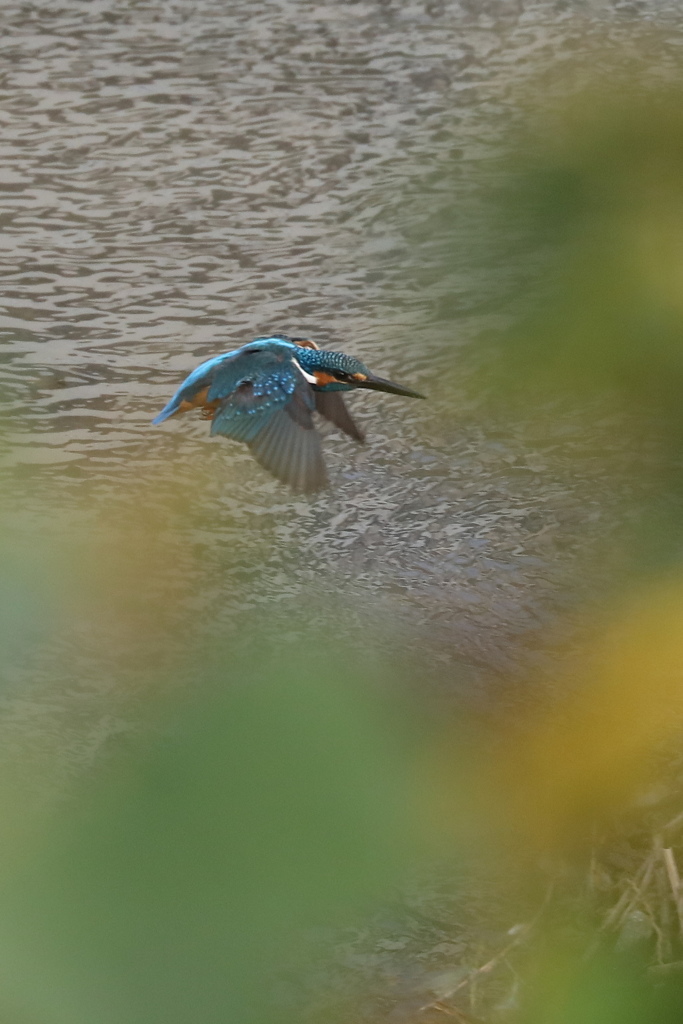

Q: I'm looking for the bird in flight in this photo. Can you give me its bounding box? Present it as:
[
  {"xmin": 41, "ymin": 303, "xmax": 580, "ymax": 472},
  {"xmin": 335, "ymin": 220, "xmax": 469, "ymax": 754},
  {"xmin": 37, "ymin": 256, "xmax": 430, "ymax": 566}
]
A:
[{"xmin": 153, "ymin": 334, "xmax": 424, "ymax": 492}]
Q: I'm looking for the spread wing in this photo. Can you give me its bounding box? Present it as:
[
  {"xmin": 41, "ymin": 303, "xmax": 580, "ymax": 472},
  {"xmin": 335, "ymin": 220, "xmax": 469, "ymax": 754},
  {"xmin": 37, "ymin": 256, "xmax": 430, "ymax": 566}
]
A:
[
  {"xmin": 208, "ymin": 351, "xmax": 327, "ymax": 493},
  {"xmin": 314, "ymin": 391, "xmax": 365, "ymax": 443}
]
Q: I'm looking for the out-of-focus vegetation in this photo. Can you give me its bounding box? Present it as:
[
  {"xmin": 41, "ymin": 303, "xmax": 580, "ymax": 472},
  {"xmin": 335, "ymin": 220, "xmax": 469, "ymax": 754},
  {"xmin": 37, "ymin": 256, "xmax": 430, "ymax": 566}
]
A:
[
  {"xmin": 493, "ymin": 86, "xmax": 683, "ymax": 419},
  {"xmin": 6, "ymin": 49, "xmax": 683, "ymax": 1024},
  {"xmin": 415, "ymin": 54, "xmax": 683, "ymax": 1023},
  {"xmin": 0, "ymin": 509, "xmax": 424, "ymax": 1024}
]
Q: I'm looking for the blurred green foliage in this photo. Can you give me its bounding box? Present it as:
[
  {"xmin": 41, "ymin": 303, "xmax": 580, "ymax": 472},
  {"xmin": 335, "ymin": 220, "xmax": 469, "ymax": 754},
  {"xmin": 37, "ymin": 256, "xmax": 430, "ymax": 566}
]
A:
[
  {"xmin": 0, "ymin": 625, "xmax": 417, "ymax": 1024},
  {"xmin": 488, "ymin": 78, "xmax": 683, "ymax": 422},
  {"xmin": 408, "ymin": 54, "xmax": 683, "ymax": 1022}
]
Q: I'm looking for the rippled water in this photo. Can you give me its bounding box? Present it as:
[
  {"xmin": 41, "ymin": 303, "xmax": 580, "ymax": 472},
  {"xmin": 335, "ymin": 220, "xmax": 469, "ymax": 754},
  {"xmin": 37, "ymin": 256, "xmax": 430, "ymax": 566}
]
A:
[{"xmin": 2, "ymin": 0, "xmax": 683, "ymax": 757}]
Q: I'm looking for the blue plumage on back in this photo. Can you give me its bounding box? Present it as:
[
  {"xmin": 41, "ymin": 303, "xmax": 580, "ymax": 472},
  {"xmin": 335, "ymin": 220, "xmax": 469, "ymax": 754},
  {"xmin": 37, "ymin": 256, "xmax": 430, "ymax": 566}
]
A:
[{"xmin": 152, "ymin": 333, "xmax": 424, "ymax": 492}]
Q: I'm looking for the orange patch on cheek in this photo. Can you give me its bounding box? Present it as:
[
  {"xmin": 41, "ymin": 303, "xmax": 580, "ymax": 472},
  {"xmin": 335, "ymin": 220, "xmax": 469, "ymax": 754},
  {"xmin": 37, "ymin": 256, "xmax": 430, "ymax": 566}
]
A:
[{"xmin": 314, "ymin": 372, "xmax": 337, "ymax": 386}]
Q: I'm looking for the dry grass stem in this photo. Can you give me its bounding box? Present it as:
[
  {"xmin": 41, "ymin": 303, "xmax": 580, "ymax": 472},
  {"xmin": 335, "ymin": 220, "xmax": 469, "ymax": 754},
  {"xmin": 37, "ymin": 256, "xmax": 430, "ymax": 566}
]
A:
[
  {"xmin": 662, "ymin": 846, "xmax": 683, "ymax": 939},
  {"xmin": 601, "ymin": 847, "xmax": 656, "ymax": 931}
]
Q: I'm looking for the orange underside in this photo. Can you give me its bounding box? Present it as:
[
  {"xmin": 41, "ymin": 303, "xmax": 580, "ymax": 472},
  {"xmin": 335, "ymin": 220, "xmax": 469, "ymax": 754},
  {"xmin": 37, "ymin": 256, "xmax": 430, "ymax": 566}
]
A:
[{"xmin": 178, "ymin": 387, "xmax": 219, "ymax": 419}]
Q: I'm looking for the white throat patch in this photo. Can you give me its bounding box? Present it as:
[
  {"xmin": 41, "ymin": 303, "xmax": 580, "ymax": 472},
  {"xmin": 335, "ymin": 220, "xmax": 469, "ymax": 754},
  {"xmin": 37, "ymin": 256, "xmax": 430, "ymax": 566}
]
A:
[{"xmin": 292, "ymin": 358, "xmax": 319, "ymax": 385}]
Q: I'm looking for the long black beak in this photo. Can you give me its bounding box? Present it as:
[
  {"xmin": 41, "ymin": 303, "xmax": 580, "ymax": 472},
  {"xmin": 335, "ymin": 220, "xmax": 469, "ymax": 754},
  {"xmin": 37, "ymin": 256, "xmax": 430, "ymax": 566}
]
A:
[{"xmin": 356, "ymin": 374, "xmax": 426, "ymax": 399}]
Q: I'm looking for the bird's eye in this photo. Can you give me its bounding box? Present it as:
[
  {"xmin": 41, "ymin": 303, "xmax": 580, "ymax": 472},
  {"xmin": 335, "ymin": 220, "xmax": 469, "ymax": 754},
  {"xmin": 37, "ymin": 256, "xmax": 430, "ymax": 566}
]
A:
[{"xmin": 333, "ymin": 370, "xmax": 352, "ymax": 382}]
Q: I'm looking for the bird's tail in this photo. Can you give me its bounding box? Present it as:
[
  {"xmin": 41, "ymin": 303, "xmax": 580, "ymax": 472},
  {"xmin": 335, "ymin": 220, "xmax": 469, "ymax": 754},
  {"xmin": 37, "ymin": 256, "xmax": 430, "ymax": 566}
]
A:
[
  {"xmin": 152, "ymin": 383, "xmax": 213, "ymax": 424},
  {"xmin": 152, "ymin": 397, "xmax": 183, "ymax": 424}
]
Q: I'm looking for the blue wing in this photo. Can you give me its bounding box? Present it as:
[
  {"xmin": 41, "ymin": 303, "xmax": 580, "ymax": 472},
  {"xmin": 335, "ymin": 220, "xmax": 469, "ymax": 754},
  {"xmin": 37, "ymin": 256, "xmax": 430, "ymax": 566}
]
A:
[{"xmin": 208, "ymin": 350, "xmax": 327, "ymax": 493}]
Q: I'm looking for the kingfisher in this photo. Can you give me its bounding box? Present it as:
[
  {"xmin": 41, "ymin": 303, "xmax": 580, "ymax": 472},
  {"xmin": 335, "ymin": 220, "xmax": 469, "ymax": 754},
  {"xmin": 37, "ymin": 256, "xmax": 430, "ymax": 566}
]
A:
[{"xmin": 153, "ymin": 334, "xmax": 424, "ymax": 492}]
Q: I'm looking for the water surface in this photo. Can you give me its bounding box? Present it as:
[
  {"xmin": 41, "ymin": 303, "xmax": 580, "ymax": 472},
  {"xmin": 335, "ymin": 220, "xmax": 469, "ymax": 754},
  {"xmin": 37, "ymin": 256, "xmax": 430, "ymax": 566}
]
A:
[{"xmin": 1, "ymin": 0, "xmax": 681, "ymax": 764}]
